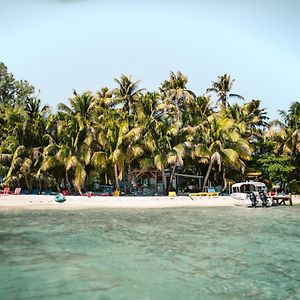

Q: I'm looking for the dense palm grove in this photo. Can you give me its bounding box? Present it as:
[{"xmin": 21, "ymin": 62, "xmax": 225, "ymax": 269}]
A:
[{"xmin": 0, "ymin": 62, "xmax": 299, "ymax": 194}]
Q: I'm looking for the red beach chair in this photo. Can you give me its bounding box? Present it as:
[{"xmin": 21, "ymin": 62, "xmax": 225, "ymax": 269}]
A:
[
  {"xmin": 11, "ymin": 188, "xmax": 21, "ymax": 195},
  {"xmin": 0, "ymin": 187, "xmax": 11, "ymax": 194}
]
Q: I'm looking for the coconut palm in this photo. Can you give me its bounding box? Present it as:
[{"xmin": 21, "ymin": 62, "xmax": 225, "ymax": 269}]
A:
[
  {"xmin": 0, "ymin": 98, "xmax": 49, "ymax": 192},
  {"xmin": 160, "ymin": 71, "xmax": 195, "ymax": 122},
  {"xmin": 158, "ymin": 71, "xmax": 198, "ymax": 191},
  {"xmin": 108, "ymin": 75, "xmax": 145, "ymax": 191},
  {"xmin": 225, "ymin": 100, "xmax": 269, "ymax": 156},
  {"xmin": 137, "ymin": 98, "xmax": 188, "ymax": 193},
  {"xmin": 5, "ymin": 146, "xmax": 44, "ymax": 192},
  {"xmin": 226, "ymin": 100, "xmax": 268, "ymax": 131},
  {"xmin": 95, "ymin": 87, "xmax": 114, "ymax": 109},
  {"xmin": 206, "ymin": 73, "xmax": 244, "ymax": 108},
  {"xmin": 267, "ymin": 102, "xmax": 300, "ymax": 156},
  {"xmin": 93, "ymin": 99, "xmax": 146, "ymax": 193},
  {"xmin": 92, "ymin": 109, "xmax": 130, "ymax": 191},
  {"xmin": 194, "ymin": 113, "xmax": 252, "ymax": 189},
  {"xmin": 111, "ymin": 74, "xmax": 144, "ymax": 117},
  {"xmin": 42, "ymin": 91, "xmax": 95, "ymax": 193},
  {"xmin": 266, "ymin": 102, "xmax": 300, "ymax": 180},
  {"xmin": 278, "ymin": 101, "xmax": 300, "ymax": 129}
]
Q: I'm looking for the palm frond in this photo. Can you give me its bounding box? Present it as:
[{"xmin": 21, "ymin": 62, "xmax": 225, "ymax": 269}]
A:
[
  {"xmin": 194, "ymin": 144, "xmax": 209, "ymax": 158},
  {"xmin": 139, "ymin": 158, "xmax": 154, "ymax": 171},
  {"xmin": 130, "ymin": 146, "xmax": 144, "ymax": 158},
  {"xmin": 154, "ymin": 155, "xmax": 165, "ymax": 171},
  {"xmin": 229, "ymin": 93, "xmax": 244, "ymax": 100},
  {"xmin": 167, "ymin": 154, "xmax": 177, "ymax": 165},
  {"xmin": 74, "ymin": 163, "xmax": 86, "ymax": 192},
  {"xmin": 173, "ymin": 144, "xmax": 185, "ymax": 157},
  {"xmin": 222, "ymin": 149, "xmax": 238, "ymax": 164},
  {"xmin": 41, "ymin": 156, "xmax": 60, "ymax": 171},
  {"xmin": 91, "ymin": 152, "xmax": 108, "ymax": 167},
  {"xmin": 20, "ymin": 158, "xmax": 32, "ymax": 174},
  {"xmin": 65, "ymin": 156, "xmax": 78, "ymax": 170},
  {"xmin": 57, "ymin": 103, "xmax": 73, "ymax": 114}
]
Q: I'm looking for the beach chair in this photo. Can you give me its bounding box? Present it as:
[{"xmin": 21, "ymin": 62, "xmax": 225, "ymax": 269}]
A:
[
  {"xmin": 11, "ymin": 188, "xmax": 21, "ymax": 195},
  {"xmin": 43, "ymin": 189, "xmax": 53, "ymax": 195},
  {"xmin": 207, "ymin": 188, "xmax": 220, "ymax": 196},
  {"xmin": 0, "ymin": 187, "xmax": 11, "ymax": 194},
  {"xmin": 31, "ymin": 189, "xmax": 41, "ymax": 195}
]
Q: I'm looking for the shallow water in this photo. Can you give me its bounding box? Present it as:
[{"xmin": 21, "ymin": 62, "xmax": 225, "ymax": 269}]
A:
[{"xmin": 0, "ymin": 206, "xmax": 299, "ymax": 300}]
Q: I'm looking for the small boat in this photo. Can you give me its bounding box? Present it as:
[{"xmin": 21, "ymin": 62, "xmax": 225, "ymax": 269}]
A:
[
  {"xmin": 54, "ymin": 193, "xmax": 66, "ymax": 203},
  {"xmin": 230, "ymin": 181, "xmax": 272, "ymax": 207}
]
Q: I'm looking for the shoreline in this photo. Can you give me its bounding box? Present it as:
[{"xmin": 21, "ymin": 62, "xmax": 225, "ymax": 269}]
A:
[{"xmin": 0, "ymin": 195, "xmax": 299, "ymax": 210}]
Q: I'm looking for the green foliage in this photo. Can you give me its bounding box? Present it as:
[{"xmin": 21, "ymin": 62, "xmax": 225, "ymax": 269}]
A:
[
  {"xmin": 257, "ymin": 155, "xmax": 295, "ymax": 183},
  {"xmin": 0, "ymin": 62, "xmax": 35, "ymax": 107},
  {"xmin": 1, "ymin": 61, "xmax": 299, "ymax": 194}
]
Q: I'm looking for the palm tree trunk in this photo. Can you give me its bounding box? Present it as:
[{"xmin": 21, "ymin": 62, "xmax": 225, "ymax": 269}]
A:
[
  {"xmin": 44, "ymin": 175, "xmax": 47, "ymax": 191},
  {"xmin": 203, "ymin": 160, "xmax": 214, "ymax": 191},
  {"xmin": 38, "ymin": 176, "xmax": 42, "ymax": 192},
  {"xmin": 127, "ymin": 163, "xmax": 132, "ymax": 195},
  {"xmin": 162, "ymin": 170, "xmax": 166, "ymax": 195},
  {"xmin": 105, "ymin": 155, "xmax": 109, "ymax": 184},
  {"xmin": 167, "ymin": 164, "xmax": 176, "ymax": 193},
  {"xmin": 114, "ymin": 163, "xmax": 120, "ymax": 191},
  {"xmin": 222, "ymin": 169, "xmax": 227, "ymax": 190},
  {"xmin": 65, "ymin": 171, "xmax": 71, "ymax": 194},
  {"xmin": 25, "ymin": 175, "xmax": 32, "ymax": 194}
]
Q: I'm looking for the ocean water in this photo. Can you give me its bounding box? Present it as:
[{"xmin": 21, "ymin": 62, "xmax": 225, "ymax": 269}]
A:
[{"xmin": 0, "ymin": 206, "xmax": 299, "ymax": 300}]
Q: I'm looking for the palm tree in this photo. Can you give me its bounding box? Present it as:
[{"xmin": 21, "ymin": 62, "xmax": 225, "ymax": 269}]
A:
[
  {"xmin": 278, "ymin": 101, "xmax": 300, "ymax": 129},
  {"xmin": 92, "ymin": 100, "xmax": 145, "ymax": 193},
  {"xmin": 225, "ymin": 100, "xmax": 269, "ymax": 156},
  {"xmin": 95, "ymin": 87, "xmax": 113, "ymax": 109},
  {"xmin": 109, "ymin": 75, "xmax": 145, "ymax": 192},
  {"xmin": 266, "ymin": 101, "xmax": 300, "ymax": 180},
  {"xmin": 5, "ymin": 146, "xmax": 44, "ymax": 192},
  {"xmin": 267, "ymin": 102, "xmax": 300, "ymax": 156},
  {"xmin": 193, "ymin": 113, "xmax": 252, "ymax": 190},
  {"xmin": 160, "ymin": 71, "xmax": 195, "ymax": 122},
  {"xmin": 226, "ymin": 100, "xmax": 268, "ymax": 130},
  {"xmin": 111, "ymin": 74, "xmax": 144, "ymax": 117},
  {"xmin": 157, "ymin": 71, "xmax": 198, "ymax": 191},
  {"xmin": 0, "ymin": 98, "xmax": 49, "ymax": 192},
  {"xmin": 42, "ymin": 91, "xmax": 95, "ymax": 193},
  {"xmin": 137, "ymin": 98, "xmax": 188, "ymax": 193},
  {"xmin": 206, "ymin": 73, "xmax": 244, "ymax": 108},
  {"xmin": 93, "ymin": 110, "xmax": 125, "ymax": 191}
]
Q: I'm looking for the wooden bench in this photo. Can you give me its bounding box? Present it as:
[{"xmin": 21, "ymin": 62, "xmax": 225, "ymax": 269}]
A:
[{"xmin": 271, "ymin": 195, "xmax": 293, "ymax": 206}]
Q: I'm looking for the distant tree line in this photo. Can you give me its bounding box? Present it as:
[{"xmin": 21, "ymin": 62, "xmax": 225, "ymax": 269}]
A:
[{"xmin": 0, "ymin": 62, "xmax": 299, "ymax": 194}]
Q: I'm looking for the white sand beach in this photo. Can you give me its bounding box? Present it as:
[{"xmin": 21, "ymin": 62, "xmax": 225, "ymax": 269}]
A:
[{"xmin": 0, "ymin": 194, "xmax": 299, "ymax": 210}]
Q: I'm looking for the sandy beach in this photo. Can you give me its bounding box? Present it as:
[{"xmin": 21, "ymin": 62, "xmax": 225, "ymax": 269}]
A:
[{"xmin": 0, "ymin": 194, "xmax": 299, "ymax": 210}]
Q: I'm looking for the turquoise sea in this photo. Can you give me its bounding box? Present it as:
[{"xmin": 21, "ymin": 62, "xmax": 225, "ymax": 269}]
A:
[{"xmin": 0, "ymin": 206, "xmax": 299, "ymax": 300}]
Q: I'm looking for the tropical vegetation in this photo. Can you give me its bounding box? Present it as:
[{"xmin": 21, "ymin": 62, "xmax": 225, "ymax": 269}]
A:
[{"xmin": 0, "ymin": 62, "xmax": 299, "ymax": 194}]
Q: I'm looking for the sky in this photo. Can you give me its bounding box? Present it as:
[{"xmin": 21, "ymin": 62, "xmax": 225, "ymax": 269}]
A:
[{"xmin": 1, "ymin": 0, "xmax": 300, "ymax": 119}]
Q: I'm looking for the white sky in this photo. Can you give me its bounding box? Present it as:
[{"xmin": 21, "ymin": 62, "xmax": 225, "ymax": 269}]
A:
[{"xmin": 1, "ymin": 0, "xmax": 300, "ymax": 119}]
